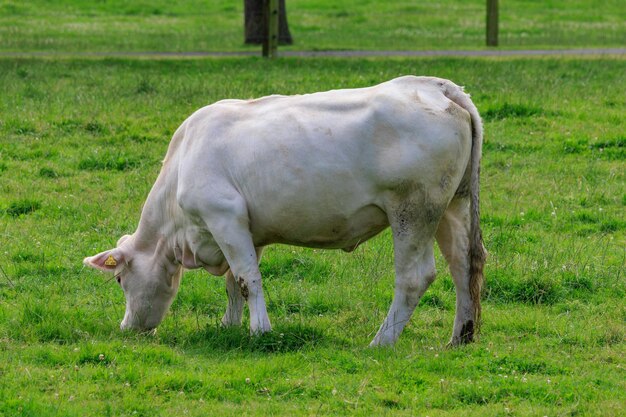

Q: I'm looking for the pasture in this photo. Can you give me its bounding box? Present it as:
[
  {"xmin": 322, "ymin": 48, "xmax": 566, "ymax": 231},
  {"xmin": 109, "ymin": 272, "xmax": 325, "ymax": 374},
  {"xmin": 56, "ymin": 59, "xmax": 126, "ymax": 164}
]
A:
[
  {"xmin": 0, "ymin": 56, "xmax": 624, "ymax": 416},
  {"xmin": 1, "ymin": 0, "xmax": 625, "ymax": 52}
]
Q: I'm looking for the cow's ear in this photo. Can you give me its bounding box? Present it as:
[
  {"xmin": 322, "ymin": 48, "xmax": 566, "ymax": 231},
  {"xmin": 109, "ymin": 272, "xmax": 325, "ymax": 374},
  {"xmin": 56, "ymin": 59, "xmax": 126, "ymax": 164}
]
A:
[{"xmin": 83, "ymin": 249, "xmax": 125, "ymax": 273}]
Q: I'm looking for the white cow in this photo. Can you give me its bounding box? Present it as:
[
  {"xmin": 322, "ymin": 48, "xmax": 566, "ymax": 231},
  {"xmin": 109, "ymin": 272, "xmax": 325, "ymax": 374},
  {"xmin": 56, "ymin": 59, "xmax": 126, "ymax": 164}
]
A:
[{"xmin": 84, "ymin": 76, "xmax": 486, "ymax": 346}]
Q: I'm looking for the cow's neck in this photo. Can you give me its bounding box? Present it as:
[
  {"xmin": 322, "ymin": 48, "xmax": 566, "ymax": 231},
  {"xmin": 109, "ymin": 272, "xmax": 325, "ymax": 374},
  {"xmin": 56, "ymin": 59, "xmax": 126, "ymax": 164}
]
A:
[
  {"xmin": 131, "ymin": 131, "xmax": 225, "ymax": 272},
  {"xmin": 133, "ymin": 159, "xmax": 185, "ymax": 261}
]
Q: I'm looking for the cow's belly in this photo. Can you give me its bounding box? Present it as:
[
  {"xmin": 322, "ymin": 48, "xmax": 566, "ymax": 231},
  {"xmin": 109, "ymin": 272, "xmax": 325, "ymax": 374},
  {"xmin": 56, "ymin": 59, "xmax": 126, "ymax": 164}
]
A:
[{"xmin": 250, "ymin": 201, "xmax": 389, "ymax": 251}]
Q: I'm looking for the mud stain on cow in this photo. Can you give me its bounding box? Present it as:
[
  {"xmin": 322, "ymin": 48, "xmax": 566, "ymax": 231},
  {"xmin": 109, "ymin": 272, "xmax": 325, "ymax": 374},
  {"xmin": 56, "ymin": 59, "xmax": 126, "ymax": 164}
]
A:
[
  {"xmin": 392, "ymin": 201, "xmax": 417, "ymax": 237},
  {"xmin": 440, "ymin": 173, "xmax": 452, "ymax": 191},
  {"xmin": 388, "ymin": 182, "xmax": 446, "ymax": 237},
  {"xmin": 391, "ymin": 179, "xmax": 421, "ymax": 197},
  {"xmin": 445, "ymin": 102, "xmax": 461, "ymax": 116},
  {"xmin": 439, "ymin": 163, "xmax": 462, "ymax": 193},
  {"xmin": 422, "ymin": 107, "xmax": 438, "ymax": 117},
  {"xmin": 424, "ymin": 200, "xmax": 446, "ymax": 225},
  {"xmin": 389, "ymin": 181, "xmax": 419, "ymax": 236},
  {"xmin": 237, "ymin": 277, "xmax": 249, "ymax": 300},
  {"xmin": 460, "ymin": 320, "xmax": 474, "ymax": 344},
  {"xmin": 313, "ymin": 126, "xmax": 333, "ymax": 137},
  {"xmin": 445, "ymin": 102, "xmax": 470, "ymax": 124}
]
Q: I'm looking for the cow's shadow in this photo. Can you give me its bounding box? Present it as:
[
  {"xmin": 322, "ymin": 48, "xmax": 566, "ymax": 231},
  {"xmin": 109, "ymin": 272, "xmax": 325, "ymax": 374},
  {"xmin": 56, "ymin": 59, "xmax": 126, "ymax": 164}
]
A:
[{"xmin": 159, "ymin": 323, "xmax": 342, "ymax": 354}]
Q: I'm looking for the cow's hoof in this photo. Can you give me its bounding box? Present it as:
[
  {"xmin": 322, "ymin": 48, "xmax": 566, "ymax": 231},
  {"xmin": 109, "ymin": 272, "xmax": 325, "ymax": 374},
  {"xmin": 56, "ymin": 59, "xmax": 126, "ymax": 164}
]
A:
[
  {"xmin": 220, "ymin": 317, "xmax": 243, "ymax": 328},
  {"xmin": 368, "ymin": 336, "xmax": 396, "ymax": 348},
  {"xmin": 452, "ymin": 320, "xmax": 476, "ymax": 347},
  {"xmin": 250, "ymin": 325, "xmax": 272, "ymax": 336},
  {"xmin": 446, "ymin": 337, "xmax": 475, "ymax": 349}
]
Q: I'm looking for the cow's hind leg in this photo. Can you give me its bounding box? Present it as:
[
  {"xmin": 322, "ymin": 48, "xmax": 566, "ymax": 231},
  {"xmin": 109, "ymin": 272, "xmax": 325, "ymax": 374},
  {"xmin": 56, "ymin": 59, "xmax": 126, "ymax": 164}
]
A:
[
  {"xmin": 222, "ymin": 247, "xmax": 264, "ymax": 327},
  {"xmin": 370, "ymin": 203, "xmax": 442, "ymax": 347},
  {"xmin": 435, "ymin": 197, "xmax": 479, "ymax": 346},
  {"xmin": 222, "ymin": 270, "xmax": 245, "ymax": 327}
]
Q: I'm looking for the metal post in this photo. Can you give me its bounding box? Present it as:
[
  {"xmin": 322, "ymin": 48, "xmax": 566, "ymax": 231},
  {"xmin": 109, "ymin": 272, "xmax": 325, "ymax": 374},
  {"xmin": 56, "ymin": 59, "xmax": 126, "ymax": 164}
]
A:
[{"xmin": 486, "ymin": 0, "xmax": 499, "ymax": 47}]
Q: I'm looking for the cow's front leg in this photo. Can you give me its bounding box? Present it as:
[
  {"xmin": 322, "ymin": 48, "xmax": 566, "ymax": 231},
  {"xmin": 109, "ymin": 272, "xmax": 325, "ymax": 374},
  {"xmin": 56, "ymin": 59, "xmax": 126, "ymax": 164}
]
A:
[
  {"xmin": 202, "ymin": 201, "xmax": 271, "ymax": 335},
  {"xmin": 240, "ymin": 270, "xmax": 272, "ymax": 335},
  {"xmin": 221, "ymin": 247, "xmax": 265, "ymax": 328}
]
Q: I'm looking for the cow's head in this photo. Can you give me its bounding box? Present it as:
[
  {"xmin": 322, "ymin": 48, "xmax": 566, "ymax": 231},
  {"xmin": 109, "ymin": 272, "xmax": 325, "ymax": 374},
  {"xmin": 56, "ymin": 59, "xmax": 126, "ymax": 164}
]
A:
[{"xmin": 83, "ymin": 235, "xmax": 183, "ymax": 332}]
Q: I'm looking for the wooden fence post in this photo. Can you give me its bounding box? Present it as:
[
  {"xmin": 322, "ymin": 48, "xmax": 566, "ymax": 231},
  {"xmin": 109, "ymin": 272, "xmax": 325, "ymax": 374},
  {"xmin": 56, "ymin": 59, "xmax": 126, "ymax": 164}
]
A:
[
  {"xmin": 262, "ymin": 0, "xmax": 279, "ymax": 58},
  {"xmin": 486, "ymin": 0, "xmax": 499, "ymax": 47},
  {"xmin": 268, "ymin": 0, "xmax": 279, "ymax": 57},
  {"xmin": 245, "ymin": 0, "xmax": 292, "ymax": 46}
]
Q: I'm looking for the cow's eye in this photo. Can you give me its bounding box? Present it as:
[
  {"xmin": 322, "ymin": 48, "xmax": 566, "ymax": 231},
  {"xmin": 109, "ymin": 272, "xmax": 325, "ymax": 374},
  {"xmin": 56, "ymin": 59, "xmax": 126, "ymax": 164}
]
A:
[{"xmin": 116, "ymin": 276, "xmax": 121, "ymax": 285}]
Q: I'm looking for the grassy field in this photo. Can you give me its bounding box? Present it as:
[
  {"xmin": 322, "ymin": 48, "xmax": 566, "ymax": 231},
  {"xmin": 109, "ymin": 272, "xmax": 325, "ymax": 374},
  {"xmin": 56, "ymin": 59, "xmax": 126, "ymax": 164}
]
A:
[
  {"xmin": 0, "ymin": 56, "xmax": 624, "ymax": 416},
  {"xmin": 1, "ymin": 0, "xmax": 625, "ymax": 52}
]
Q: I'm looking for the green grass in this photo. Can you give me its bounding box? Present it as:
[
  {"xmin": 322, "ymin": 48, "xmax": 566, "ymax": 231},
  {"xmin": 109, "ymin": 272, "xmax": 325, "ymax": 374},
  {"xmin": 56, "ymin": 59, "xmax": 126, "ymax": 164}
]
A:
[
  {"xmin": 0, "ymin": 56, "xmax": 625, "ymax": 416},
  {"xmin": 1, "ymin": 0, "xmax": 625, "ymax": 52}
]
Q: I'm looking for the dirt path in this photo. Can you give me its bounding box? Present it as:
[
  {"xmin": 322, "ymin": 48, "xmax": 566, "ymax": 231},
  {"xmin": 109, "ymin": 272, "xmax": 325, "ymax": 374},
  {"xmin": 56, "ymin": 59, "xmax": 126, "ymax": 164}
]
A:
[
  {"xmin": 282, "ymin": 48, "xmax": 626, "ymax": 57},
  {"xmin": 1, "ymin": 48, "xmax": 624, "ymax": 58}
]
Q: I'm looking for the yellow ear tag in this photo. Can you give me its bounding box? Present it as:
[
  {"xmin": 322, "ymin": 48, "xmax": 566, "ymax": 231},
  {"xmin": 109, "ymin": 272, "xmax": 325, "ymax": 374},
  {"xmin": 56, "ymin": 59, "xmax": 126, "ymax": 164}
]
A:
[{"xmin": 104, "ymin": 255, "xmax": 117, "ymax": 267}]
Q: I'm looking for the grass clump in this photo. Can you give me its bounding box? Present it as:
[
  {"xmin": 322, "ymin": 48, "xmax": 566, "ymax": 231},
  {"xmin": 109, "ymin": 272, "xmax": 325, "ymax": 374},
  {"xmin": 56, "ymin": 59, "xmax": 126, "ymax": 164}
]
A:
[
  {"xmin": 179, "ymin": 324, "xmax": 327, "ymax": 354},
  {"xmin": 483, "ymin": 103, "xmax": 544, "ymax": 121},
  {"xmin": 78, "ymin": 154, "xmax": 140, "ymax": 171},
  {"xmin": 5, "ymin": 199, "xmax": 41, "ymax": 217},
  {"xmin": 83, "ymin": 120, "xmax": 108, "ymax": 135},
  {"xmin": 563, "ymin": 135, "xmax": 625, "ymax": 160},
  {"xmin": 38, "ymin": 167, "xmax": 59, "ymax": 178},
  {"xmin": 17, "ymin": 301, "xmax": 77, "ymax": 344},
  {"xmin": 487, "ymin": 356, "xmax": 562, "ymax": 375},
  {"xmin": 486, "ymin": 272, "xmax": 563, "ymax": 305}
]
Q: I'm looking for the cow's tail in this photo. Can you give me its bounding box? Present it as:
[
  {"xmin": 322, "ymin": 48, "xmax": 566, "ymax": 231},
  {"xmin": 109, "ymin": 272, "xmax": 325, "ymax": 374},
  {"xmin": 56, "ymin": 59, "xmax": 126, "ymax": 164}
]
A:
[{"xmin": 439, "ymin": 79, "xmax": 487, "ymax": 333}]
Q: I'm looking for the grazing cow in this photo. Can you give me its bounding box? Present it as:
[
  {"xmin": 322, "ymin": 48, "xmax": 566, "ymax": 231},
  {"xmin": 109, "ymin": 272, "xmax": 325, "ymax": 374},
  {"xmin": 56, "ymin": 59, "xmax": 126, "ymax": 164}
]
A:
[{"xmin": 84, "ymin": 76, "xmax": 486, "ymax": 346}]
